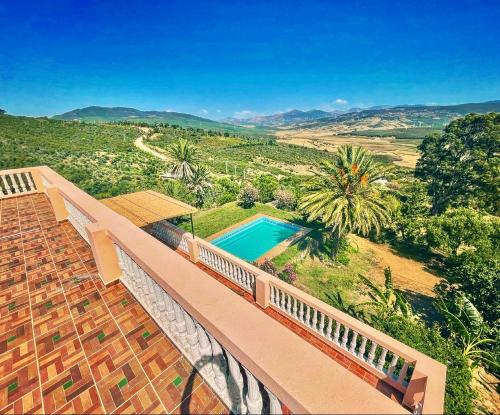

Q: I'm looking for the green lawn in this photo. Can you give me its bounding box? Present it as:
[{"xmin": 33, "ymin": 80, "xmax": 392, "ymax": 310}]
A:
[
  {"xmin": 177, "ymin": 202, "xmax": 371, "ymax": 304},
  {"xmin": 178, "ymin": 201, "xmax": 302, "ymax": 238}
]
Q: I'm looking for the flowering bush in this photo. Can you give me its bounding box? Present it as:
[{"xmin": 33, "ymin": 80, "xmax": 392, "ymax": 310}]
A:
[
  {"xmin": 278, "ymin": 263, "xmax": 297, "ymax": 284},
  {"xmin": 258, "ymin": 259, "xmax": 277, "ymax": 276},
  {"xmin": 274, "ymin": 189, "xmax": 296, "ymax": 210},
  {"xmin": 238, "ymin": 185, "xmax": 259, "ymax": 208}
]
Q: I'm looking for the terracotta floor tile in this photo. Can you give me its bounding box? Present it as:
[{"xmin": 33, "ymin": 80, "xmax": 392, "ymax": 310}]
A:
[
  {"xmin": 152, "ymin": 358, "xmax": 204, "ymax": 413},
  {"xmin": 125, "ymin": 318, "xmax": 162, "ymax": 355},
  {"xmin": 87, "ymin": 337, "xmax": 134, "ymax": 382},
  {"xmin": 41, "ymin": 360, "xmax": 95, "ymax": 414},
  {"xmin": 0, "ymin": 360, "xmax": 39, "ymax": 409},
  {"xmin": 0, "ymin": 340, "xmax": 36, "ymax": 379},
  {"xmin": 35, "ymin": 319, "xmax": 78, "ymax": 358},
  {"xmin": 54, "ymin": 385, "xmax": 103, "ymax": 414},
  {"xmin": 0, "ymin": 322, "xmax": 33, "ymax": 356},
  {"xmin": 38, "ymin": 338, "xmax": 86, "ymax": 384},
  {"xmin": 0, "ymin": 385, "xmax": 43, "ymax": 414},
  {"xmin": 113, "ymin": 384, "xmax": 166, "ymax": 414},
  {"xmin": 96, "ymin": 357, "xmax": 149, "ymax": 413},
  {"xmin": 137, "ymin": 336, "xmax": 181, "ymax": 382},
  {"xmin": 80, "ymin": 319, "xmax": 122, "ymax": 358}
]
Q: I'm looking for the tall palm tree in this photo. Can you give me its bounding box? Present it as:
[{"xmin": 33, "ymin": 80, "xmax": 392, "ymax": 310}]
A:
[
  {"xmin": 300, "ymin": 145, "xmax": 390, "ymax": 257},
  {"xmin": 167, "ymin": 139, "xmax": 199, "ymax": 181},
  {"xmin": 187, "ymin": 165, "xmax": 213, "ymax": 207}
]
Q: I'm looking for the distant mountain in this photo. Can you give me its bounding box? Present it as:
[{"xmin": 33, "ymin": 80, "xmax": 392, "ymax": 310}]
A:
[
  {"xmin": 294, "ymin": 100, "xmax": 500, "ymax": 131},
  {"xmin": 225, "ymin": 109, "xmax": 341, "ymax": 127},
  {"xmin": 53, "ymin": 106, "xmax": 271, "ymax": 137}
]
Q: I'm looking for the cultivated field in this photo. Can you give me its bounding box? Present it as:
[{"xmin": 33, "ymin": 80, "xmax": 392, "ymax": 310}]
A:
[{"xmin": 276, "ymin": 128, "xmax": 422, "ymax": 168}]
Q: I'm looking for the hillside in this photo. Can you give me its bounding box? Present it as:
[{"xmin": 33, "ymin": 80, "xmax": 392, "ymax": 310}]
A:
[
  {"xmin": 53, "ymin": 106, "xmax": 272, "ymax": 137},
  {"xmin": 295, "ymin": 101, "xmax": 500, "ymax": 132}
]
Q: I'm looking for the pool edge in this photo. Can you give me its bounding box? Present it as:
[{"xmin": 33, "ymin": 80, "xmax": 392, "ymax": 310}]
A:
[{"xmin": 205, "ymin": 213, "xmax": 311, "ymax": 264}]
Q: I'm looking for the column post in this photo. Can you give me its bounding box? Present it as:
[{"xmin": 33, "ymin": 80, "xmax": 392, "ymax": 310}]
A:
[
  {"xmin": 186, "ymin": 238, "xmax": 200, "ymax": 263},
  {"xmin": 255, "ymin": 273, "xmax": 270, "ymax": 309},
  {"xmin": 85, "ymin": 222, "xmax": 122, "ymax": 284},
  {"xmin": 46, "ymin": 185, "xmax": 68, "ymax": 221},
  {"xmin": 30, "ymin": 169, "xmax": 46, "ymax": 193}
]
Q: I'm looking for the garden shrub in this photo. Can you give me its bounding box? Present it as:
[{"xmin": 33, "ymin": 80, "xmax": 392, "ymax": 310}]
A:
[
  {"xmin": 274, "ymin": 189, "xmax": 296, "ymax": 210},
  {"xmin": 238, "ymin": 185, "xmax": 259, "ymax": 208},
  {"xmin": 258, "ymin": 259, "xmax": 277, "ymax": 276},
  {"xmin": 278, "ymin": 263, "xmax": 297, "ymax": 284},
  {"xmin": 253, "ymin": 174, "xmax": 279, "ymax": 203}
]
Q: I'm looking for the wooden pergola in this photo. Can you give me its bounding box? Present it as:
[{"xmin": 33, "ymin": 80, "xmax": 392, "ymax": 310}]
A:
[{"xmin": 101, "ymin": 190, "xmax": 197, "ymax": 235}]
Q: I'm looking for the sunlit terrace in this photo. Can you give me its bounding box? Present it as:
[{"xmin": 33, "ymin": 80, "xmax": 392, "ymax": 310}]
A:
[{"xmin": 0, "ymin": 166, "xmax": 446, "ymax": 414}]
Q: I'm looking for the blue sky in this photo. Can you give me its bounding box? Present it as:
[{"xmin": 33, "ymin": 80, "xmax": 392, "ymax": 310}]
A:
[{"xmin": 1, "ymin": 0, "xmax": 499, "ymax": 119}]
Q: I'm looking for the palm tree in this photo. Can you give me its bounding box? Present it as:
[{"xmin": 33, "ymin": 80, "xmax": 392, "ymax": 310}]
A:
[
  {"xmin": 167, "ymin": 139, "xmax": 199, "ymax": 181},
  {"xmin": 358, "ymin": 267, "xmax": 416, "ymax": 320},
  {"xmin": 187, "ymin": 165, "xmax": 213, "ymax": 208},
  {"xmin": 300, "ymin": 145, "xmax": 390, "ymax": 257},
  {"xmin": 435, "ymin": 295, "xmax": 497, "ymax": 369}
]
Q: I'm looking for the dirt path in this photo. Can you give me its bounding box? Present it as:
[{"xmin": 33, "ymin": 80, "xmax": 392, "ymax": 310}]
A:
[
  {"xmin": 351, "ymin": 235, "xmax": 441, "ymax": 296},
  {"xmin": 134, "ymin": 134, "xmax": 170, "ymax": 161}
]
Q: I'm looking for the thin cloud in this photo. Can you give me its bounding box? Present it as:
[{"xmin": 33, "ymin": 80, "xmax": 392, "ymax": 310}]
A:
[
  {"xmin": 200, "ymin": 109, "xmax": 209, "ymax": 114},
  {"xmin": 335, "ymin": 98, "xmax": 348, "ymax": 105}
]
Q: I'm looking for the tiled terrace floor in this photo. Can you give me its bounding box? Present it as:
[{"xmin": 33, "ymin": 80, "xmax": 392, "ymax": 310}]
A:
[{"xmin": 0, "ymin": 194, "xmax": 227, "ymax": 414}]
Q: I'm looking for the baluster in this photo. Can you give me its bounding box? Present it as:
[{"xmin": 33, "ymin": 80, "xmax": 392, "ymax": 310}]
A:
[
  {"xmin": 266, "ymin": 388, "xmax": 282, "ymax": 415},
  {"xmin": 226, "ymin": 351, "xmax": 247, "ymax": 413},
  {"xmin": 333, "ymin": 321, "xmax": 341, "ymax": 344},
  {"xmin": 326, "ymin": 317, "xmax": 333, "ymax": 341},
  {"xmin": 358, "ymin": 337, "xmax": 368, "ymax": 359},
  {"xmin": 319, "ymin": 313, "xmax": 325, "ymax": 335},
  {"xmin": 15, "ymin": 173, "xmax": 26, "ymax": 191},
  {"xmin": 163, "ymin": 291, "xmax": 177, "ymax": 335},
  {"xmin": 349, "ymin": 331, "xmax": 358, "ymax": 354},
  {"xmin": 270, "ymin": 285, "xmax": 275, "ymax": 304},
  {"xmin": 286, "ymin": 294, "xmax": 292, "ymax": 314},
  {"xmin": 280, "ymin": 289, "xmax": 285, "ymax": 310},
  {"xmin": 387, "ymin": 353, "xmax": 399, "ymax": 377},
  {"xmin": 299, "ymin": 302, "xmax": 304, "ymax": 322},
  {"xmin": 376, "ymin": 348, "xmax": 388, "ymax": 371},
  {"xmin": 183, "ymin": 310, "xmax": 201, "ymax": 361},
  {"xmin": 195, "ymin": 324, "xmax": 215, "ymax": 380},
  {"xmin": 305, "ymin": 305, "xmax": 311, "ymax": 327},
  {"xmin": 173, "ymin": 302, "xmax": 189, "ymax": 350},
  {"xmin": 397, "ymin": 361, "xmax": 409, "ymax": 384},
  {"xmin": 25, "ymin": 172, "xmax": 36, "ymax": 191},
  {"xmin": 10, "ymin": 174, "xmax": 20, "ymax": 193},
  {"xmin": 292, "ymin": 297, "xmax": 298, "ymax": 318},
  {"xmin": 341, "ymin": 327, "xmax": 350, "ymax": 349},
  {"xmin": 367, "ymin": 342, "xmax": 378, "ymax": 366},
  {"xmin": 244, "ymin": 368, "xmax": 263, "ymax": 414},
  {"xmin": 312, "ymin": 309, "xmax": 318, "ymax": 331},
  {"xmin": 1, "ymin": 175, "xmax": 12, "ymax": 195},
  {"xmin": 208, "ymin": 334, "xmax": 228, "ymax": 394}
]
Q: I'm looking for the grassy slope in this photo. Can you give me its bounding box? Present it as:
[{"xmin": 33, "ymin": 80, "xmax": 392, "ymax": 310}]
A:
[{"xmin": 0, "ymin": 114, "xmax": 169, "ymax": 199}]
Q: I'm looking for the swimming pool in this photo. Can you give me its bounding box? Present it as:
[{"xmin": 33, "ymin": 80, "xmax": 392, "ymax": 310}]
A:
[{"xmin": 211, "ymin": 216, "xmax": 302, "ymax": 262}]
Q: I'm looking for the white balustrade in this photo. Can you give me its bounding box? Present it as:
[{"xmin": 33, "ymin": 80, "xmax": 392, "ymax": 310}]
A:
[
  {"xmin": 198, "ymin": 242, "xmax": 256, "ymax": 293},
  {"xmin": 268, "ymin": 282, "xmax": 414, "ymax": 388},
  {"xmin": 113, "ymin": 242, "xmax": 284, "ymax": 414},
  {"xmin": 62, "ymin": 197, "xmax": 92, "ymax": 243},
  {"xmin": 149, "ymin": 220, "xmax": 189, "ymax": 252},
  {"xmin": 0, "ymin": 171, "xmax": 37, "ymax": 198}
]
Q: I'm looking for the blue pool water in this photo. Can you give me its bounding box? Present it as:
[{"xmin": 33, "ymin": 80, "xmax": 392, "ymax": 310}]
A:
[{"xmin": 211, "ymin": 217, "xmax": 301, "ymax": 262}]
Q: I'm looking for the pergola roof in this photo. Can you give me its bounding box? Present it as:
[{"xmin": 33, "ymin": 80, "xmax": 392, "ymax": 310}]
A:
[{"xmin": 100, "ymin": 190, "xmax": 197, "ymax": 227}]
